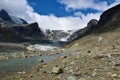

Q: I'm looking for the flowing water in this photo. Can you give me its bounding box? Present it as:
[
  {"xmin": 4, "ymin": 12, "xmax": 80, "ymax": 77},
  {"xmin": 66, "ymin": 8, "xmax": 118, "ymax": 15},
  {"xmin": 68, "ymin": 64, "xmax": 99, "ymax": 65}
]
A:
[{"xmin": 0, "ymin": 52, "xmax": 64, "ymax": 75}]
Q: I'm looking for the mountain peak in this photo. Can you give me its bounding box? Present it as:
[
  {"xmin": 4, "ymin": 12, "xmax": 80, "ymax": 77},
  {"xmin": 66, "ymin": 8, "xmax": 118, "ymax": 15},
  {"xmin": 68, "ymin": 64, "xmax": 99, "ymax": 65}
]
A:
[
  {"xmin": 98, "ymin": 4, "xmax": 120, "ymax": 26},
  {"xmin": 0, "ymin": 9, "xmax": 11, "ymax": 21},
  {"xmin": 0, "ymin": 9, "xmax": 28, "ymax": 26}
]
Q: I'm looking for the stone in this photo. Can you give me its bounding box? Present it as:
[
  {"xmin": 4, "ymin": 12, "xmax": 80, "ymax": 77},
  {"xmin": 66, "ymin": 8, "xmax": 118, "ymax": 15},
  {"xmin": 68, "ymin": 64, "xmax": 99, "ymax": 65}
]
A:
[
  {"xmin": 28, "ymin": 73, "xmax": 33, "ymax": 78},
  {"xmin": 114, "ymin": 63, "xmax": 120, "ymax": 66},
  {"xmin": 26, "ymin": 45, "xmax": 35, "ymax": 52},
  {"xmin": 117, "ymin": 75, "xmax": 120, "ymax": 78},
  {"xmin": 38, "ymin": 59, "xmax": 44, "ymax": 63},
  {"xmin": 87, "ymin": 50, "xmax": 91, "ymax": 53},
  {"xmin": 62, "ymin": 55, "xmax": 67, "ymax": 58},
  {"xmin": 112, "ymin": 66, "xmax": 118, "ymax": 70},
  {"xmin": 70, "ymin": 61, "xmax": 77, "ymax": 65},
  {"xmin": 110, "ymin": 73, "xmax": 117, "ymax": 78},
  {"xmin": 67, "ymin": 76, "xmax": 77, "ymax": 80},
  {"xmin": 52, "ymin": 65, "xmax": 63, "ymax": 74},
  {"xmin": 22, "ymin": 71, "xmax": 26, "ymax": 74},
  {"xmin": 52, "ymin": 77, "xmax": 60, "ymax": 80},
  {"xmin": 79, "ymin": 78, "xmax": 86, "ymax": 80},
  {"xmin": 95, "ymin": 54, "xmax": 111, "ymax": 59},
  {"xmin": 22, "ymin": 55, "xmax": 27, "ymax": 58},
  {"xmin": 74, "ymin": 71, "xmax": 82, "ymax": 76},
  {"xmin": 68, "ymin": 69, "xmax": 74, "ymax": 74},
  {"xmin": 112, "ymin": 45, "xmax": 116, "ymax": 49},
  {"xmin": 107, "ymin": 72, "xmax": 118, "ymax": 78},
  {"xmin": 0, "ymin": 56, "xmax": 8, "ymax": 60},
  {"xmin": 92, "ymin": 71, "xmax": 97, "ymax": 76},
  {"xmin": 18, "ymin": 71, "xmax": 26, "ymax": 74}
]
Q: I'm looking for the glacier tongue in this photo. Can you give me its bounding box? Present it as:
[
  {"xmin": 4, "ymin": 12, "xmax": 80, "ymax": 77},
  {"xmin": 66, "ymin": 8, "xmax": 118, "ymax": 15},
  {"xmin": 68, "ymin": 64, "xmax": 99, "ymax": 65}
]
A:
[{"xmin": 34, "ymin": 44, "xmax": 58, "ymax": 51}]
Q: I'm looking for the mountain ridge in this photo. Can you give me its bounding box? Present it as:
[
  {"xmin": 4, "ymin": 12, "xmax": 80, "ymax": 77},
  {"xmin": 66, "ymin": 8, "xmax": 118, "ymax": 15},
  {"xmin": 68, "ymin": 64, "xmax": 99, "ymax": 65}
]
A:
[
  {"xmin": 0, "ymin": 9, "xmax": 27, "ymax": 27},
  {"xmin": 68, "ymin": 4, "xmax": 120, "ymax": 42},
  {"xmin": 0, "ymin": 4, "xmax": 120, "ymax": 43}
]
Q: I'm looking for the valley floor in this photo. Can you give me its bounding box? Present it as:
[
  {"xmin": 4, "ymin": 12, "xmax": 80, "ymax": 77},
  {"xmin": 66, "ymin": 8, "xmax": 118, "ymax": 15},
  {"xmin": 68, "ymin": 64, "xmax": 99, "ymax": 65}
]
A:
[{"xmin": 1, "ymin": 31, "xmax": 120, "ymax": 80}]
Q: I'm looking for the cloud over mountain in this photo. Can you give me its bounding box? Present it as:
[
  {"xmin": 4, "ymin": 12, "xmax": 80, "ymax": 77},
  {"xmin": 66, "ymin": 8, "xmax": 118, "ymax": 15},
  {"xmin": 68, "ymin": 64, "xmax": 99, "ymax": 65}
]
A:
[
  {"xmin": 0, "ymin": 0, "xmax": 119, "ymax": 30},
  {"xmin": 58, "ymin": 0, "xmax": 120, "ymax": 11}
]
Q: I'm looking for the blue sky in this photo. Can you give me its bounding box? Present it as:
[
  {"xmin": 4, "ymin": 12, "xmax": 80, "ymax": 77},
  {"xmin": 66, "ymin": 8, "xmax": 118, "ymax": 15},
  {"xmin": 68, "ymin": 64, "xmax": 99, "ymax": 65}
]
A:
[
  {"xmin": 27, "ymin": 0, "xmax": 116, "ymax": 17},
  {"xmin": 27, "ymin": 0, "xmax": 98, "ymax": 17},
  {"xmin": 0, "ymin": 0, "xmax": 119, "ymax": 30},
  {"xmin": 28, "ymin": 0, "xmax": 70, "ymax": 17}
]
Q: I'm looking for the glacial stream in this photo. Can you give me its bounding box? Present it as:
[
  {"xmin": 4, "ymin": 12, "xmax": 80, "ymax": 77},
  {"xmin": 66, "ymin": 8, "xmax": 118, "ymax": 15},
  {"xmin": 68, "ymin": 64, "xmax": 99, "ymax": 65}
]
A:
[{"xmin": 0, "ymin": 53, "xmax": 64, "ymax": 75}]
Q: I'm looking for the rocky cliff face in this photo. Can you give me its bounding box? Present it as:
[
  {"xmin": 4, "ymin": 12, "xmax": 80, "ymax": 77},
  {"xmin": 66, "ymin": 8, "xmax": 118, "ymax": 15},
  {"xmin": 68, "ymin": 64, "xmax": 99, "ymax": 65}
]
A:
[
  {"xmin": 68, "ymin": 4, "xmax": 120, "ymax": 42},
  {"xmin": 96, "ymin": 4, "xmax": 120, "ymax": 32},
  {"xmin": 44, "ymin": 29, "xmax": 73, "ymax": 42},
  {"xmin": 12, "ymin": 22, "xmax": 44, "ymax": 40},
  {"xmin": 68, "ymin": 19, "xmax": 98, "ymax": 42},
  {"xmin": 0, "ymin": 4, "xmax": 120, "ymax": 43},
  {"xmin": 98, "ymin": 4, "xmax": 120, "ymax": 26},
  {"xmin": 0, "ymin": 9, "xmax": 73, "ymax": 43},
  {"xmin": 0, "ymin": 9, "xmax": 12, "ymax": 21},
  {"xmin": 0, "ymin": 22, "xmax": 45, "ymax": 42},
  {"xmin": 0, "ymin": 9, "xmax": 45, "ymax": 43}
]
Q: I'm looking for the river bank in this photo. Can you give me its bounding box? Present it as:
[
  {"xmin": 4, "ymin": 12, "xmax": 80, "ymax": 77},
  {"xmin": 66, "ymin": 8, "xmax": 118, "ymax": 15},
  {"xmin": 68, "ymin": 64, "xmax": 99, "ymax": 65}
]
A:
[
  {"xmin": 0, "ymin": 32, "xmax": 120, "ymax": 80},
  {"xmin": 0, "ymin": 42, "xmax": 66, "ymax": 80}
]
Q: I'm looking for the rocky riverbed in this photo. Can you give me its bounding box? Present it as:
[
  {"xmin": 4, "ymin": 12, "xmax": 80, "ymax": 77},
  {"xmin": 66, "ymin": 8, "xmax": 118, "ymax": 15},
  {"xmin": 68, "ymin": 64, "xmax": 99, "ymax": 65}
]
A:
[
  {"xmin": 0, "ymin": 42, "xmax": 66, "ymax": 80},
  {"xmin": 0, "ymin": 32, "xmax": 120, "ymax": 80}
]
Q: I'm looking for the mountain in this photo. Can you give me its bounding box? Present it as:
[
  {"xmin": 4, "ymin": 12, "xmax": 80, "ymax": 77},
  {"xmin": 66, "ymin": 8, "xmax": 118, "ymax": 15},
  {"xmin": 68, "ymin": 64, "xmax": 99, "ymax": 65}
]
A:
[
  {"xmin": 68, "ymin": 4, "xmax": 120, "ymax": 42},
  {"xmin": 0, "ymin": 9, "xmax": 12, "ymax": 21},
  {"xmin": 0, "ymin": 22, "xmax": 45, "ymax": 42},
  {"xmin": 0, "ymin": 9, "xmax": 27, "ymax": 27},
  {"xmin": 67, "ymin": 19, "xmax": 98, "ymax": 42},
  {"xmin": 0, "ymin": 9, "xmax": 45, "ymax": 43},
  {"xmin": 0, "ymin": 4, "xmax": 120, "ymax": 44},
  {"xmin": 12, "ymin": 22, "xmax": 45, "ymax": 40},
  {"xmin": 42, "ymin": 18, "xmax": 98, "ymax": 43},
  {"xmin": 95, "ymin": 4, "xmax": 120, "ymax": 33},
  {"xmin": 0, "ymin": 9, "xmax": 75, "ymax": 43},
  {"xmin": 43, "ymin": 29, "xmax": 75, "ymax": 42},
  {"xmin": 10, "ymin": 16, "xmax": 27, "ymax": 25}
]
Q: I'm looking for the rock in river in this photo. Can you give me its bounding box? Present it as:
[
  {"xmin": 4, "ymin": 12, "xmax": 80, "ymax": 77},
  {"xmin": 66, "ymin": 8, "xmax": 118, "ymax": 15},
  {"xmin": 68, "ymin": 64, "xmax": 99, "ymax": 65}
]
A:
[{"xmin": 52, "ymin": 65, "xmax": 63, "ymax": 74}]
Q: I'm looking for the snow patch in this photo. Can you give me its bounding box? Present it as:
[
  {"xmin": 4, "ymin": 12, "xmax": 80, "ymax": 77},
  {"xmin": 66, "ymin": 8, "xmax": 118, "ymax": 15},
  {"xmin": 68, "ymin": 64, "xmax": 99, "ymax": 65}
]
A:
[
  {"xmin": 10, "ymin": 16, "xmax": 25, "ymax": 24},
  {"xmin": 60, "ymin": 38, "xmax": 68, "ymax": 42}
]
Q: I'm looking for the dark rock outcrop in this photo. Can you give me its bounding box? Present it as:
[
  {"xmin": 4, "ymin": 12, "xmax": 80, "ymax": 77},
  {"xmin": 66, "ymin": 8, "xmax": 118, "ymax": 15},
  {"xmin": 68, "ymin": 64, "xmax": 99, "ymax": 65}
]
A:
[
  {"xmin": 68, "ymin": 4, "xmax": 120, "ymax": 42},
  {"xmin": 19, "ymin": 18, "xmax": 28, "ymax": 24},
  {"xmin": 12, "ymin": 22, "xmax": 44, "ymax": 40},
  {"xmin": 0, "ymin": 27, "xmax": 22, "ymax": 42},
  {"xmin": 0, "ymin": 4, "xmax": 120, "ymax": 43},
  {"xmin": 0, "ymin": 9, "xmax": 11, "ymax": 21},
  {"xmin": 98, "ymin": 4, "xmax": 120, "ymax": 26},
  {"xmin": 96, "ymin": 4, "xmax": 120, "ymax": 32},
  {"xmin": 68, "ymin": 19, "xmax": 98, "ymax": 42},
  {"xmin": 0, "ymin": 9, "xmax": 45, "ymax": 43},
  {"xmin": 0, "ymin": 22, "xmax": 45, "ymax": 42}
]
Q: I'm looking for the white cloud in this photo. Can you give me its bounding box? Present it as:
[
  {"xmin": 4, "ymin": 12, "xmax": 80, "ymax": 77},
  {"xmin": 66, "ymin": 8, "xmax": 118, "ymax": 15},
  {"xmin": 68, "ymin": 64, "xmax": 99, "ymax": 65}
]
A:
[
  {"xmin": 0, "ymin": 0, "xmax": 34, "ymax": 21},
  {"xmin": 28, "ymin": 12, "xmax": 95, "ymax": 30},
  {"xmin": 58, "ymin": 0, "xmax": 120, "ymax": 11},
  {"xmin": 0, "ymin": 0, "xmax": 119, "ymax": 30}
]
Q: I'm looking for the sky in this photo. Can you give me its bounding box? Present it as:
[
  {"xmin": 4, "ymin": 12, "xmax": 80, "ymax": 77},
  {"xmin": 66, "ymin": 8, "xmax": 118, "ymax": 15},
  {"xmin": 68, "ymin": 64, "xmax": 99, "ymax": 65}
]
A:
[{"xmin": 0, "ymin": 0, "xmax": 119, "ymax": 30}]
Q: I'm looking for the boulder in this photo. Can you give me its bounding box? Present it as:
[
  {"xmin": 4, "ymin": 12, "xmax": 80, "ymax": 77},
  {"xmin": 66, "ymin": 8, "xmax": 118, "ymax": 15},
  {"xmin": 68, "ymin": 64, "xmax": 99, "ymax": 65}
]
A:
[
  {"xmin": 0, "ymin": 56, "xmax": 8, "ymax": 60},
  {"xmin": 26, "ymin": 45, "xmax": 35, "ymax": 52},
  {"xmin": 52, "ymin": 65, "xmax": 63, "ymax": 74},
  {"xmin": 38, "ymin": 59, "xmax": 44, "ymax": 63},
  {"xmin": 67, "ymin": 76, "xmax": 77, "ymax": 80}
]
